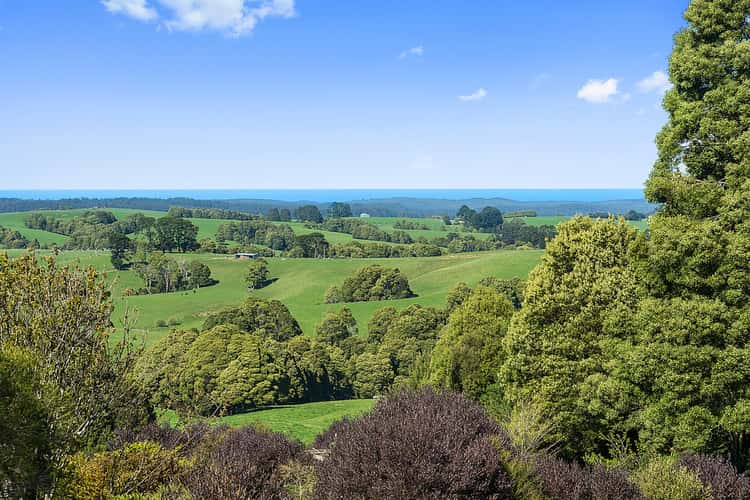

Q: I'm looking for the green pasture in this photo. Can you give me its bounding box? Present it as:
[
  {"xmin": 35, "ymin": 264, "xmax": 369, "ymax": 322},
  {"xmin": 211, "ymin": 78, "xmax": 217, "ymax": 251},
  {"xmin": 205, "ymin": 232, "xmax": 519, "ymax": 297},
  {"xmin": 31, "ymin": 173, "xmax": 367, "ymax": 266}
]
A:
[
  {"xmin": 1, "ymin": 247, "xmax": 543, "ymax": 347},
  {"xmin": 0, "ymin": 208, "xmax": 233, "ymax": 242},
  {"xmin": 216, "ymin": 399, "xmax": 376, "ymax": 444}
]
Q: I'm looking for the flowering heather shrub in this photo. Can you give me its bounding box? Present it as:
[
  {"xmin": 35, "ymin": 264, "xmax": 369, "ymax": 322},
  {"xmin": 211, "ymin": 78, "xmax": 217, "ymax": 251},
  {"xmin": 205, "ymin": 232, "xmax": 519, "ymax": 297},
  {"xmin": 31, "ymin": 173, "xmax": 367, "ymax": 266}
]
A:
[
  {"xmin": 180, "ymin": 426, "xmax": 303, "ymax": 500},
  {"xmin": 680, "ymin": 453, "xmax": 750, "ymax": 499},
  {"xmin": 313, "ymin": 388, "xmax": 514, "ymax": 499},
  {"xmin": 533, "ymin": 454, "xmax": 642, "ymax": 500}
]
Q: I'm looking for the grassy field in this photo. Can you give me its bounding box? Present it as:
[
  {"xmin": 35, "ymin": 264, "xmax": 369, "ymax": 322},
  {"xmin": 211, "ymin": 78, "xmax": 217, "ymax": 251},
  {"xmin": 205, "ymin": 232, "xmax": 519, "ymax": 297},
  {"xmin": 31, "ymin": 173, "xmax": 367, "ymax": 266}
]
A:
[
  {"xmin": 507, "ymin": 215, "xmax": 648, "ymax": 231},
  {"xmin": 2, "ymin": 248, "xmax": 543, "ymax": 346},
  {"xmin": 216, "ymin": 399, "xmax": 375, "ymax": 444},
  {"xmin": 0, "ymin": 208, "xmax": 225, "ymax": 242},
  {"xmin": 158, "ymin": 399, "xmax": 375, "ymax": 444},
  {"xmin": 117, "ymin": 250, "xmax": 542, "ymax": 346}
]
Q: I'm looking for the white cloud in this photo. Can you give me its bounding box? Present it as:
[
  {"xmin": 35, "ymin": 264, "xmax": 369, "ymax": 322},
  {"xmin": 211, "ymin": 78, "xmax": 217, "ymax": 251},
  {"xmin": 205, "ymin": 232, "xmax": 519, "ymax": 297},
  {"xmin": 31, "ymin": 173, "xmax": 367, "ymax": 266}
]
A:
[
  {"xmin": 458, "ymin": 88, "xmax": 487, "ymax": 102},
  {"xmin": 102, "ymin": 0, "xmax": 295, "ymax": 36},
  {"xmin": 102, "ymin": 0, "xmax": 158, "ymax": 21},
  {"xmin": 577, "ymin": 78, "xmax": 619, "ymax": 104},
  {"xmin": 637, "ymin": 71, "xmax": 672, "ymax": 94},
  {"xmin": 399, "ymin": 45, "xmax": 424, "ymax": 59}
]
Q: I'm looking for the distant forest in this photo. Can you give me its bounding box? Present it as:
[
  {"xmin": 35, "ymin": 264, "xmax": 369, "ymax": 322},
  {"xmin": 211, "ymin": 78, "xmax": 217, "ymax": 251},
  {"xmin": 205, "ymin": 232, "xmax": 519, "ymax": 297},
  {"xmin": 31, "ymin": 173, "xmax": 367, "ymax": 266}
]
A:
[{"xmin": 0, "ymin": 196, "xmax": 656, "ymax": 217}]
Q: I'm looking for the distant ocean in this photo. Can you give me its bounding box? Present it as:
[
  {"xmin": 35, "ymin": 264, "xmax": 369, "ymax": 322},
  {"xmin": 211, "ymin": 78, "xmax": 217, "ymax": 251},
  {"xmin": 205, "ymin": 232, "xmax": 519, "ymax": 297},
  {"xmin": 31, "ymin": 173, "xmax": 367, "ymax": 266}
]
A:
[{"xmin": 0, "ymin": 189, "xmax": 646, "ymax": 203}]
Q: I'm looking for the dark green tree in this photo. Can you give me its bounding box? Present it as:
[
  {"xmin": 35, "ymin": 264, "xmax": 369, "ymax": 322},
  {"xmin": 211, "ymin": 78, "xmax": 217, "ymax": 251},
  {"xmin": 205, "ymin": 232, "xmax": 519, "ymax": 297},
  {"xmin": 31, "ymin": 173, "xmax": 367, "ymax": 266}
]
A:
[
  {"xmin": 328, "ymin": 202, "xmax": 353, "ymax": 218},
  {"xmin": 293, "ymin": 232, "xmax": 329, "ymax": 258},
  {"xmin": 502, "ymin": 217, "xmax": 644, "ymax": 458},
  {"xmin": 600, "ymin": 0, "xmax": 750, "ymax": 467},
  {"xmin": 429, "ymin": 286, "xmax": 514, "ymax": 401},
  {"xmin": 0, "ymin": 345, "xmax": 52, "ymax": 497},
  {"xmin": 295, "ymin": 205, "xmax": 323, "ymax": 223},
  {"xmin": 153, "ymin": 216, "xmax": 198, "ymax": 252},
  {"xmin": 266, "ymin": 208, "xmax": 282, "ymax": 221},
  {"xmin": 109, "ymin": 232, "xmax": 133, "ymax": 270},
  {"xmin": 246, "ymin": 258, "xmax": 270, "ymax": 290},
  {"xmin": 470, "ymin": 206, "xmax": 504, "ymax": 232},
  {"xmin": 187, "ymin": 260, "xmax": 213, "ymax": 288},
  {"xmin": 316, "ymin": 308, "xmax": 357, "ymax": 345},
  {"xmin": 279, "ymin": 208, "xmax": 292, "ymax": 221},
  {"xmin": 202, "ymin": 296, "xmax": 303, "ymax": 342},
  {"xmin": 456, "ymin": 205, "xmax": 476, "ymax": 222},
  {"xmin": 331, "ymin": 265, "xmax": 415, "ymax": 302}
]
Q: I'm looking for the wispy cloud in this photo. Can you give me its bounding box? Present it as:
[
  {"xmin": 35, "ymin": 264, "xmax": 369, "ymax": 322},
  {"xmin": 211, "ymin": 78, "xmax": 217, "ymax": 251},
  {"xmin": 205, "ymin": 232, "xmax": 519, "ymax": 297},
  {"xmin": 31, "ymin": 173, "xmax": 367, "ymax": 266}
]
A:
[
  {"xmin": 637, "ymin": 71, "xmax": 672, "ymax": 94},
  {"xmin": 399, "ymin": 45, "xmax": 424, "ymax": 59},
  {"xmin": 102, "ymin": 0, "xmax": 158, "ymax": 21},
  {"xmin": 101, "ymin": 0, "xmax": 296, "ymax": 37},
  {"xmin": 458, "ymin": 88, "xmax": 487, "ymax": 102},
  {"xmin": 577, "ymin": 78, "xmax": 619, "ymax": 104}
]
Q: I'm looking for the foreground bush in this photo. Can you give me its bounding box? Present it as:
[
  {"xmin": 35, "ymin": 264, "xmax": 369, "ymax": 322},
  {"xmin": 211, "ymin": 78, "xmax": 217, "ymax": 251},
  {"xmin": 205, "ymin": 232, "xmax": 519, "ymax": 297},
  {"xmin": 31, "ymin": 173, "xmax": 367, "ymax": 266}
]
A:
[
  {"xmin": 532, "ymin": 454, "xmax": 641, "ymax": 500},
  {"xmin": 313, "ymin": 388, "xmax": 514, "ymax": 499},
  {"xmin": 680, "ymin": 454, "xmax": 750, "ymax": 500},
  {"xmin": 634, "ymin": 456, "xmax": 706, "ymax": 500},
  {"xmin": 62, "ymin": 441, "xmax": 184, "ymax": 498},
  {"xmin": 180, "ymin": 426, "xmax": 303, "ymax": 499}
]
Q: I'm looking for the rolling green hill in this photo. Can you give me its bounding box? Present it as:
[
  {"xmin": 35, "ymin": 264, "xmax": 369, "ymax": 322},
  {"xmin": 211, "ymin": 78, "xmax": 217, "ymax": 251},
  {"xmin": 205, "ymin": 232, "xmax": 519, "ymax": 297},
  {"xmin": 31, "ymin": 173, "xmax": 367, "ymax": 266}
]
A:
[{"xmin": 2, "ymin": 248, "xmax": 543, "ymax": 347}]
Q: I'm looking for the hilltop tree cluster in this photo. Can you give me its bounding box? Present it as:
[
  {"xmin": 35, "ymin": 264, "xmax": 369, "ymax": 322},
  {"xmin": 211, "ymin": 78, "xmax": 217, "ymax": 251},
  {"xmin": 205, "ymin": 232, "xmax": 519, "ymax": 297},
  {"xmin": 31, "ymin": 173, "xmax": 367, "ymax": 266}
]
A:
[
  {"xmin": 325, "ymin": 265, "xmax": 415, "ymax": 303},
  {"xmin": 0, "ymin": 226, "xmax": 33, "ymax": 249},
  {"xmin": 132, "ymin": 252, "xmax": 213, "ymax": 294}
]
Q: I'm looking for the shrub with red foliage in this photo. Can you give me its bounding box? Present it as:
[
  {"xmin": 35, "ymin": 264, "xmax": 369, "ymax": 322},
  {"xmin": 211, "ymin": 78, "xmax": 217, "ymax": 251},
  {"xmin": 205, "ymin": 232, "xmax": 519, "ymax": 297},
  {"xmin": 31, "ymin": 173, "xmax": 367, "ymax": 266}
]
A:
[
  {"xmin": 180, "ymin": 426, "xmax": 303, "ymax": 500},
  {"xmin": 680, "ymin": 453, "xmax": 750, "ymax": 499},
  {"xmin": 533, "ymin": 454, "xmax": 642, "ymax": 500},
  {"xmin": 313, "ymin": 388, "xmax": 514, "ymax": 499}
]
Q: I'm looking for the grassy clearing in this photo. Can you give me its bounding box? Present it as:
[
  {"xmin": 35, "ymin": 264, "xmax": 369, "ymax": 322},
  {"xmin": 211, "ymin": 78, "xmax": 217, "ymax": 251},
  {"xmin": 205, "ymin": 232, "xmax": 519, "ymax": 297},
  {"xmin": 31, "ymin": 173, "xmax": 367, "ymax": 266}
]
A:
[
  {"xmin": 216, "ymin": 399, "xmax": 376, "ymax": 444},
  {"xmin": 157, "ymin": 399, "xmax": 375, "ymax": 444}
]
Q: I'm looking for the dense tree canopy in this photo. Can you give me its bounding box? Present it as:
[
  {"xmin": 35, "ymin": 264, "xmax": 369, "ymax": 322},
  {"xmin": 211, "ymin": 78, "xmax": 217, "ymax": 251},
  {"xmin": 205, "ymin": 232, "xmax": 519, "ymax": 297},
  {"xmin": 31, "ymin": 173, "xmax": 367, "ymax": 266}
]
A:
[
  {"xmin": 636, "ymin": 0, "xmax": 750, "ymax": 466},
  {"xmin": 429, "ymin": 286, "xmax": 514, "ymax": 400},
  {"xmin": 152, "ymin": 216, "xmax": 199, "ymax": 252},
  {"xmin": 325, "ymin": 265, "xmax": 415, "ymax": 303},
  {"xmin": 470, "ymin": 206, "xmax": 504, "ymax": 232},
  {"xmin": 498, "ymin": 0, "xmax": 750, "ymax": 467},
  {"xmin": 133, "ymin": 253, "xmax": 213, "ymax": 294},
  {"xmin": 202, "ymin": 297, "xmax": 303, "ymax": 342},
  {"xmin": 0, "ymin": 226, "xmax": 32, "ymax": 249},
  {"xmin": 502, "ymin": 217, "xmax": 644, "ymax": 458},
  {"xmin": 328, "ymin": 202, "xmax": 353, "ymax": 218},
  {"xmin": 294, "ymin": 205, "xmax": 323, "ymax": 223},
  {"xmin": 245, "ymin": 258, "xmax": 270, "ymax": 290}
]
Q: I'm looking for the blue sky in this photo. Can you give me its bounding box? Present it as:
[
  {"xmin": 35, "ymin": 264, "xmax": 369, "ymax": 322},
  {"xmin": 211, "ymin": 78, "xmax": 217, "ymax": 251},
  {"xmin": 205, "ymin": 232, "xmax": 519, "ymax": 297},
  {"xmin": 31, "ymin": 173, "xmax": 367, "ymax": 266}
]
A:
[{"xmin": 0, "ymin": 0, "xmax": 687, "ymax": 189}]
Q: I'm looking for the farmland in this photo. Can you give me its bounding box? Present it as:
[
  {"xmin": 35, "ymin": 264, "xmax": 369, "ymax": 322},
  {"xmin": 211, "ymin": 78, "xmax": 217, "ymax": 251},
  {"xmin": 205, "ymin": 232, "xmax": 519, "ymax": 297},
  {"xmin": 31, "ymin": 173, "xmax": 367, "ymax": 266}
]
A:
[
  {"xmin": 3, "ymin": 247, "xmax": 543, "ymax": 346},
  {"xmin": 0, "ymin": 208, "xmax": 649, "ymax": 347}
]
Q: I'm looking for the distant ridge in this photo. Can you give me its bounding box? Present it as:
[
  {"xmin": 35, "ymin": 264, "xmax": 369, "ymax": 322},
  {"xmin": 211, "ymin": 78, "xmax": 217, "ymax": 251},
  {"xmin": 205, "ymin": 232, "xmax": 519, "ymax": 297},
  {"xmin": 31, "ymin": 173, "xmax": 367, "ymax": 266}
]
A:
[{"xmin": 0, "ymin": 195, "xmax": 656, "ymax": 218}]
